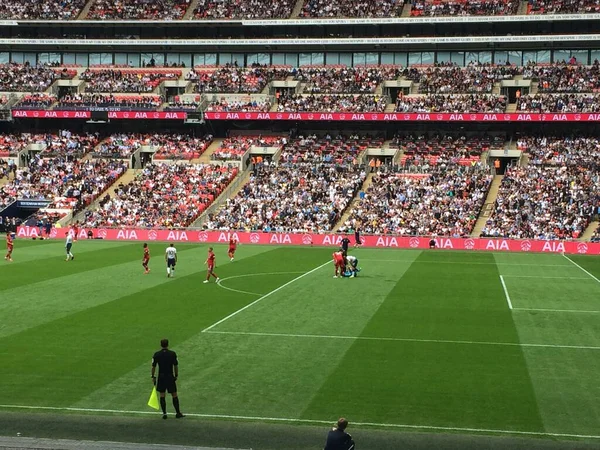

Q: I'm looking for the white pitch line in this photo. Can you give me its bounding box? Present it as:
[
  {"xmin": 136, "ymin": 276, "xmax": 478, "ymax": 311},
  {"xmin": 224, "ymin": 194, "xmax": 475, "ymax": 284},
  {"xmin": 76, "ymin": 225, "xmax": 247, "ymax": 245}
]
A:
[
  {"xmin": 216, "ymin": 272, "xmax": 306, "ymax": 297},
  {"xmin": 514, "ymin": 307, "xmax": 600, "ymax": 314},
  {"xmin": 0, "ymin": 404, "xmax": 599, "ymax": 441},
  {"xmin": 501, "ymin": 275, "xmax": 592, "ymax": 280},
  {"xmin": 562, "ymin": 253, "xmax": 600, "ymax": 284},
  {"xmin": 499, "ymin": 275, "xmax": 513, "ymax": 310},
  {"xmin": 204, "ymin": 330, "xmax": 600, "ymax": 351},
  {"xmin": 361, "ymin": 259, "xmax": 572, "ymax": 267},
  {"xmin": 202, "ymin": 261, "xmax": 330, "ymax": 332}
]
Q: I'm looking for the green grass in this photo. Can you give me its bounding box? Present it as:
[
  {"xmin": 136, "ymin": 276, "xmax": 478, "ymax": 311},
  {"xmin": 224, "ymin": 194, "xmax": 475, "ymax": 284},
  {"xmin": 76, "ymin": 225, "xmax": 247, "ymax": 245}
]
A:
[{"xmin": 1, "ymin": 238, "xmax": 600, "ymax": 442}]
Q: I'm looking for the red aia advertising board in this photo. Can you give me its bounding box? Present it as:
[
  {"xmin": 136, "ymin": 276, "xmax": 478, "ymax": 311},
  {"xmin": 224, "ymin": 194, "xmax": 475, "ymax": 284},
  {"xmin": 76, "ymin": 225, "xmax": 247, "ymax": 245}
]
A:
[
  {"xmin": 16, "ymin": 226, "xmax": 600, "ymax": 255},
  {"xmin": 12, "ymin": 110, "xmax": 600, "ymax": 122}
]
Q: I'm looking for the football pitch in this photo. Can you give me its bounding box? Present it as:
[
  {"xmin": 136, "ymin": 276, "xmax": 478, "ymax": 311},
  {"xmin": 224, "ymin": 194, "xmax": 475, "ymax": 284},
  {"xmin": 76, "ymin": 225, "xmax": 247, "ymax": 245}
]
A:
[{"xmin": 1, "ymin": 238, "xmax": 600, "ymax": 447}]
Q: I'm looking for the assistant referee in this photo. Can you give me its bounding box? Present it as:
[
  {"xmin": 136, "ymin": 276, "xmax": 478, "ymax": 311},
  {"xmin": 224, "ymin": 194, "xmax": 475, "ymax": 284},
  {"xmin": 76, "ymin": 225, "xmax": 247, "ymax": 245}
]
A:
[{"xmin": 151, "ymin": 338, "xmax": 184, "ymax": 419}]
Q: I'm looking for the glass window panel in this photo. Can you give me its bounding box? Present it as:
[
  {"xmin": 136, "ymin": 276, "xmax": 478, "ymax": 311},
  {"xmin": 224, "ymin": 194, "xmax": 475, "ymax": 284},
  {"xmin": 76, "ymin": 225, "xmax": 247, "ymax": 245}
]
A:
[
  {"xmin": 381, "ymin": 52, "xmax": 394, "ymax": 65},
  {"xmin": 23, "ymin": 53, "xmax": 36, "ymax": 64},
  {"xmin": 311, "ymin": 52, "xmax": 324, "ymax": 65},
  {"xmin": 299, "ymin": 53, "xmax": 312, "ymax": 66},
  {"xmin": 421, "ymin": 52, "xmax": 434, "ymax": 65},
  {"xmin": 284, "ymin": 53, "xmax": 298, "ymax": 66},
  {"xmin": 255, "ymin": 53, "xmax": 270, "ymax": 65},
  {"xmin": 569, "ymin": 49, "xmax": 588, "ymax": 65},
  {"xmin": 166, "ymin": 53, "xmax": 181, "ymax": 66},
  {"xmin": 127, "ymin": 53, "xmax": 140, "ymax": 67},
  {"xmin": 353, "ymin": 52, "xmax": 366, "ymax": 66},
  {"xmin": 495, "ymin": 51, "xmax": 508, "ymax": 65},
  {"xmin": 115, "ymin": 53, "xmax": 128, "ymax": 66},
  {"xmin": 537, "ymin": 50, "xmax": 551, "ymax": 63},
  {"xmin": 479, "ymin": 51, "xmax": 492, "ymax": 64},
  {"xmin": 395, "ymin": 52, "xmax": 407, "ymax": 66},
  {"xmin": 366, "ymin": 52, "xmax": 379, "ymax": 65},
  {"xmin": 272, "ymin": 53, "xmax": 285, "ymax": 65},
  {"xmin": 89, "ymin": 53, "xmax": 102, "ymax": 65},
  {"xmin": 179, "ymin": 54, "xmax": 191, "ymax": 67},
  {"xmin": 218, "ymin": 53, "xmax": 232, "ymax": 65},
  {"xmin": 37, "ymin": 53, "xmax": 52, "ymax": 65},
  {"xmin": 75, "ymin": 53, "xmax": 89, "ymax": 66},
  {"xmin": 326, "ymin": 52, "xmax": 340, "ymax": 65},
  {"xmin": 523, "ymin": 51, "xmax": 537, "ymax": 64},
  {"xmin": 62, "ymin": 53, "xmax": 76, "ymax": 65},
  {"xmin": 0, "ymin": 52, "xmax": 8, "ymax": 64},
  {"xmin": 437, "ymin": 51, "xmax": 451, "ymax": 63},
  {"xmin": 408, "ymin": 52, "xmax": 422, "ymax": 66},
  {"xmin": 339, "ymin": 53, "xmax": 352, "ymax": 66},
  {"xmin": 553, "ymin": 50, "xmax": 569, "ymax": 63},
  {"xmin": 231, "ymin": 54, "xmax": 244, "ymax": 66},
  {"xmin": 591, "ymin": 50, "xmax": 600, "ymax": 64},
  {"xmin": 9, "ymin": 52, "xmax": 23, "ymax": 64},
  {"xmin": 141, "ymin": 53, "xmax": 163, "ymax": 66},
  {"xmin": 508, "ymin": 51, "xmax": 522, "ymax": 65},
  {"xmin": 466, "ymin": 51, "xmax": 479, "ymax": 64},
  {"xmin": 450, "ymin": 51, "xmax": 465, "ymax": 66},
  {"xmin": 204, "ymin": 53, "xmax": 217, "ymax": 65}
]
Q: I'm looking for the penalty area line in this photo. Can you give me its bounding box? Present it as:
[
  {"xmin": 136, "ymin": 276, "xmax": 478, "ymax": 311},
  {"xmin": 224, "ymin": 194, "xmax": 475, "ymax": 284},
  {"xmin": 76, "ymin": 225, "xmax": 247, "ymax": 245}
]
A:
[
  {"xmin": 562, "ymin": 253, "xmax": 600, "ymax": 285},
  {"xmin": 499, "ymin": 275, "xmax": 513, "ymax": 310},
  {"xmin": 0, "ymin": 404, "xmax": 599, "ymax": 440},
  {"xmin": 202, "ymin": 261, "xmax": 330, "ymax": 332}
]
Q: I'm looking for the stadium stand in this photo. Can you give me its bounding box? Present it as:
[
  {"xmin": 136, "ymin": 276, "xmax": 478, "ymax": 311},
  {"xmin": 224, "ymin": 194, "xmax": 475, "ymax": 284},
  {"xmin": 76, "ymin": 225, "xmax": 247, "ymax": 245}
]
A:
[
  {"xmin": 207, "ymin": 98, "xmax": 273, "ymax": 112},
  {"xmin": 517, "ymin": 93, "xmax": 600, "ymax": 112},
  {"xmin": 395, "ymin": 94, "xmax": 507, "ymax": 113},
  {"xmin": 527, "ymin": 0, "xmax": 600, "ymax": 13},
  {"xmin": 212, "ymin": 135, "xmax": 285, "ymax": 161},
  {"xmin": 299, "ymin": 0, "xmax": 405, "ymax": 17},
  {"xmin": 0, "ymin": 0, "xmax": 86, "ymax": 19},
  {"xmin": 87, "ymin": 0, "xmax": 189, "ymax": 19},
  {"xmin": 410, "ymin": 0, "xmax": 518, "ymax": 16},
  {"xmin": 339, "ymin": 165, "xmax": 492, "ymax": 237},
  {"xmin": 80, "ymin": 69, "xmax": 181, "ymax": 93},
  {"xmin": 0, "ymin": 64, "xmax": 76, "ymax": 92},
  {"xmin": 294, "ymin": 67, "xmax": 400, "ymax": 94},
  {"xmin": 189, "ymin": 65, "xmax": 290, "ymax": 94},
  {"xmin": 193, "ymin": 0, "xmax": 294, "ymax": 19},
  {"xmin": 524, "ymin": 63, "xmax": 600, "ymax": 92},
  {"xmin": 58, "ymin": 94, "xmax": 163, "ymax": 111},
  {"xmin": 277, "ymin": 94, "xmax": 387, "ymax": 112},
  {"xmin": 83, "ymin": 163, "xmax": 238, "ymax": 228}
]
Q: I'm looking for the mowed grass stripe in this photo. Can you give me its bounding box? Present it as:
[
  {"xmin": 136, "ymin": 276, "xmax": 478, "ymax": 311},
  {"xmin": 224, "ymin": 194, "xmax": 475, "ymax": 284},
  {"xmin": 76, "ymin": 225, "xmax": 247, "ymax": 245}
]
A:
[
  {"xmin": 1, "ymin": 239, "xmax": 130, "ymax": 267},
  {"xmin": 72, "ymin": 247, "xmax": 334, "ymax": 415},
  {"xmin": 499, "ymin": 253, "xmax": 600, "ymax": 437},
  {"xmin": 0, "ymin": 245, "xmax": 279, "ymax": 408},
  {"xmin": 0, "ymin": 241, "xmax": 145, "ymax": 291},
  {"xmin": 0, "ymin": 243, "xmax": 236, "ymax": 339},
  {"xmin": 300, "ymin": 251, "xmax": 545, "ymax": 433}
]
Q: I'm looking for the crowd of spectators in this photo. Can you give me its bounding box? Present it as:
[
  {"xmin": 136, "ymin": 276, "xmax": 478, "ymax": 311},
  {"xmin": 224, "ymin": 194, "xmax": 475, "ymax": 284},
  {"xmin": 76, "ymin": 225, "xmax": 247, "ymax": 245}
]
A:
[
  {"xmin": 516, "ymin": 136, "xmax": 600, "ymax": 167},
  {"xmin": 280, "ymin": 134, "xmax": 382, "ymax": 166},
  {"xmin": 205, "ymin": 162, "xmax": 366, "ymax": 233},
  {"xmin": 87, "ymin": 0, "xmax": 189, "ymax": 20},
  {"xmin": 0, "ymin": 133, "xmax": 34, "ymax": 157},
  {"xmin": 410, "ymin": 0, "xmax": 518, "ymax": 16},
  {"xmin": 517, "ymin": 93, "xmax": 600, "ymax": 112},
  {"xmin": 0, "ymin": 0, "xmax": 85, "ymax": 20},
  {"xmin": 16, "ymin": 93, "xmax": 57, "ymax": 109},
  {"xmin": 193, "ymin": 0, "xmax": 294, "ymax": 19},
  {"xmin": 299, "ymin": 0, "xmax": 404, "ymax": 17},
  {"xmin": 405, "ymin": 63, "xmax": 520, "ymax": 94},
  {"xmin": 58, "ymin": 93, "xmax": 162, "ymax": 110},
  {"xmin": 395, "ymin": 94, "xmax": 507, "ymax": 113},
  {"xmin": 81, "ymin": 69, "xmax": 180, "ymax": 93},
  {"xmin": 206, "ymin": 98, "xmax": 272, "ymax": 112},
  {"xmin": 0, "ymin": 155, "xmax": 126, "ymax": 211},
  {"xmin": 0, "ymin": 131, "xmax": 97, "ymax": 159},
  {"xmin": 339, "ymin": 165, "xmax": 492, "ymax": 237},
  {"xmin": 591, "ymin": 224, "xmax": 600, "ymax": 242},
  {"xmin": 0, "ymin": 64, "xmax": 75, "ymax": 92},
  {"xmin": 481, "ymin": 164, "xmax": 598, "ymax": 239},
  {"xmin": 277, "ymin": 93, "xmax": 387, "ymax": 112},
  {"xmin": 165, "ymin": 100, "xmax": 200, "ymax": 111},
  {"xmin": 525, "ymin": 63, "xmax": 600, "ymax": 93},
  {"xmin": 394, "ymin": 133, "xmax": 501, "ymax": 170},
  {"xmin": 212, "ymin": 135, "xmax": 286, "ymax": 161},
  {"xmin": 189, "ymin": 65, "xmax": 289, "ymax": 94},
  {"xmin": 83, "ymin": 163, "xmax": 238, "ymax": 228},
  {"xmin": 94, "ymin": 133, "xmax": 211, "ymax": 160},
  {"xmin": 295, "ymin": 67, "xmax": 400, "ymax": 94},
  {"xmin": 527, "ymin": 0, "xmax": 600, "ymax": 14}
]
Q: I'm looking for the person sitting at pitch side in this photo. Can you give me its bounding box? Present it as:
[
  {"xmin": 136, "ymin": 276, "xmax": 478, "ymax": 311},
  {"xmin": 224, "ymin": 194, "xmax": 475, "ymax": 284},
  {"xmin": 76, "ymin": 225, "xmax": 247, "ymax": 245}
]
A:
[{"xmin": 324, "ymin": 417, "xmax": 355, "ymax": 450}]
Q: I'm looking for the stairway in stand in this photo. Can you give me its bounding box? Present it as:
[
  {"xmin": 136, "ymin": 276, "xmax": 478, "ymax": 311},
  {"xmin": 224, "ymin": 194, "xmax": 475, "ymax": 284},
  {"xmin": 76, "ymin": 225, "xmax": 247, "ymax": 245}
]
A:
[
  {"xmin": 191, "ymin": 139, "xmax": 223, "ymax": 164},
  {"xmin": 332, "ymin": 173, "xmax": 375, "ymax": 232},
  {"xmin": 471, "ymin": 175, "xmax": 503, "ymax": 237},
  {"xmin": 580, "ymin": 220, "xmax": 599, "ymax": 241}
]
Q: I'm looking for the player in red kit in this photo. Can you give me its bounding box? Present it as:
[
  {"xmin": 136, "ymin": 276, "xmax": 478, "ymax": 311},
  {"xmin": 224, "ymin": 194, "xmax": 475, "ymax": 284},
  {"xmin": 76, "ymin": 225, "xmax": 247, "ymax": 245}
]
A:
[
  {"xmin": 203, "ymin": 247, "xmax": 220, "ymax": 284},
  {"xmin": 228, "ymin": 238, "xmax": 237, "ymax": 261},
  {"xmin": 142, "ymin": 243, "xmax": 151, "ymax": 274},
  {"xmin": 5, "ymin": 233, "xmax": 14, "ymax": 262},
  {"xmin": 332, "ymin": 250, "xmax": 345, "ymax": 278},
  {"xmin": 72, "ymin": 221, "xmax": 80, "ymax": 241}
]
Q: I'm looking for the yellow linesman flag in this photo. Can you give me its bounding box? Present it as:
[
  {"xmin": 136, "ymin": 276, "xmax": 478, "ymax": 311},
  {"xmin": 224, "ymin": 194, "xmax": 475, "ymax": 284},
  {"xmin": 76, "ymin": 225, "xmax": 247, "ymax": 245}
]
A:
[{"xmin": 147, "ymin": 386, "xmax": 160, "ymax": 410}]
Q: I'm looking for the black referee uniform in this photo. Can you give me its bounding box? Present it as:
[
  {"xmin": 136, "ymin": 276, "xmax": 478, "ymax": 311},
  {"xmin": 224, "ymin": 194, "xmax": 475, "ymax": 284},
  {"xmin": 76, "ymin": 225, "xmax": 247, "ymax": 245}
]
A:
[{"xmin": 151, "ymin": 340, "xmax": 184, "ymax": 419}]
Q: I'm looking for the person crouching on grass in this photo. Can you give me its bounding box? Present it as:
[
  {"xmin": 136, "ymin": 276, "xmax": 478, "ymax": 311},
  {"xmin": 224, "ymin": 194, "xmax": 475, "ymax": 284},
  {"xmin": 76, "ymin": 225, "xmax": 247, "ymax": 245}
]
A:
[
  {"xmin": 324, "ymin": 418, "xmax": 355, "ymax": 450},
  {"xmin": 204, "ymin": 247, "xmax": 220, "ymax": 283}
]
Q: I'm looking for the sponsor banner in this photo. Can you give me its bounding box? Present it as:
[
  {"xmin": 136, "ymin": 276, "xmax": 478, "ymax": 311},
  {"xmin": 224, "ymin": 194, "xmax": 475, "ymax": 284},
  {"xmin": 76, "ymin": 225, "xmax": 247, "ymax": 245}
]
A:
[
  {"xmin": 204, "ymin": 112, "xmax": 600, "ymax": 122},
  {"xmin": 16, "ymin": 227, "xmax": 600, "ymax": 255},
  {"xmin": 13, "ymin": 110, "xmax": 600, "ymax": 122},
  {"xmin": 16, "ymin": 200, "xmax": 51, "ymax": 208},
  {"xmin": 12, "ymin": 110, "xmax": 187, "ymax": 120}
]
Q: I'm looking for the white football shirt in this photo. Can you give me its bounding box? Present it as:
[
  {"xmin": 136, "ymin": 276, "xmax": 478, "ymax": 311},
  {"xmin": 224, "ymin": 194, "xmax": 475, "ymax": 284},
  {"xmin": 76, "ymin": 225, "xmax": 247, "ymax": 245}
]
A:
[{"xmin": 165, "ymin": 247, "xmax": 177, "ymax": 259}]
